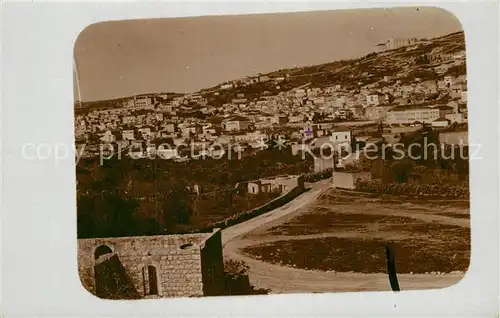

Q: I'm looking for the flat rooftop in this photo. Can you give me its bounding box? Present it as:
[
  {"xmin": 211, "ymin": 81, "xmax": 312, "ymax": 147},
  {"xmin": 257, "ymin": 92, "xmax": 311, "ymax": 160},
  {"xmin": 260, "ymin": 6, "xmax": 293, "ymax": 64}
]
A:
[{"xmin": 78, "ymin": 229, "xmax": 220, "ymax": 248}]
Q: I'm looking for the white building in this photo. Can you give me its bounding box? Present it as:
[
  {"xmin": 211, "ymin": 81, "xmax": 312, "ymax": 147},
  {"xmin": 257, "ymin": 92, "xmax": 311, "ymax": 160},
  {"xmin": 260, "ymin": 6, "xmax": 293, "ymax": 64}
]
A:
[
  {"xmin": 138, "ymin": 127, "xmax": 153, "ymax": 139},
  {"xmin": 247, "ymin": 175, "xmax": 304, "ymax": 195},
  {"xmin": 123, "ymin": 99, "xmax": 135, "ymax": 108},
  {"xmin": 386, "ymin": 107, "xmax": 440, "ymax": 125},
  {"xmin": 157, "ymin": 147, "xmax": 179, "ymax": 160},
  {"xmin": 386, "ymin": 37, "xmax": 419, "ymax": 50},
  {"xmin": 313, "ymin": 157, "xmax": 336, "ymax": 173},
  {"xmin": 221, "ymin": 118, "xmax": 251, "ymax": 132},
  {"xmin": 364, "ymin": 105, "xmax": 394, "ymax": 121},
  {"xmin": 431, "ymin": 117, "xmax": 450, "ymax": 128},
  {"xmin": 134, "ymin": 96, "xmax": 153, "ymax": 108},
  {"xmin": 100, "ymin": 130, "xmax": 116, "ymax": 143},
  {"xmin": 445, "ymin": 113, "xmax": 466, "ymax": 124},
  {"xmin": 330, "ymin": 128, "xmax": 352, "ymax": 146},
  {"xmin": 122, "ymin": 130, "xmax": 135, "ymax": 141},
  {"xmin": 164, "ymin": 123, "xmax": 176, "ymax": 133},
  {"xmin": 366, "ymin": 92, "xmax": 386, "ymax": 106},
  {"xmin": 332, "ymin": 171, "xmax": 372, "ymax": 190},
  {"xmin": 220, "ymin": 83, "xmax": 233, "ymax": 90},
  {"xmin": 460, "ymin": 91, "xmax": 467, "ymax": 102},
  {"xmin": 443, "ymin": 76, "xmax": 454, "ymax": 88}
]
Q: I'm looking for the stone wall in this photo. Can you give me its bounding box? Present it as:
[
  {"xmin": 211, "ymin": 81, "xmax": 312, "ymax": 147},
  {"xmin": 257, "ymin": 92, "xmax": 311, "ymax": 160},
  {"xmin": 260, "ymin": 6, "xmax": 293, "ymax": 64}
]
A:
[
  {"xmin": 94, "ymin": 253, "xmax": 140, "ymax": 299},
  {"xmin": 208, "ymin": 175, "xmax": 305, "ymax": 229},
  {"xmin": 78, "ymin": 229, "xmax": 223, "ymax": 299}
]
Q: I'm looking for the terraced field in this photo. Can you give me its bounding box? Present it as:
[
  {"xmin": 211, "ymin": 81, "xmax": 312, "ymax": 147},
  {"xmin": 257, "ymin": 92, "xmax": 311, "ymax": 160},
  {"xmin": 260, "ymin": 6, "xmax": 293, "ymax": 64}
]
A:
[
  {"xmin": 243, "ymin": 190, "xmax": 470, "ymax": 273},
  {"xmin": 224, "ymin": 187, "xmax": 470, "ymax": 293}
]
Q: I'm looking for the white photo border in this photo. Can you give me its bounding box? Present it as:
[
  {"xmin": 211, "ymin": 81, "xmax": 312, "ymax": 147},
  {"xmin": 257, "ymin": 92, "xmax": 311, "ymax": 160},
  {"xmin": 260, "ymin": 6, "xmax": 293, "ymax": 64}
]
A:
[{"xmin": 1, "ymin": 1, "xmax": 498, "ymax": 317}]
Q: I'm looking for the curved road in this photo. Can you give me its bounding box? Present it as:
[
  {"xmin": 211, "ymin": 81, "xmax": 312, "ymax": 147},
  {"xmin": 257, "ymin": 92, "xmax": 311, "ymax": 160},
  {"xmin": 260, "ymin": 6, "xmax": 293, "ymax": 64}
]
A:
[
  {"xmin": 221, "ymin": 180, "xmax": 465, "ymax": 294},
  {"xmin": 222, "ymin": 180, "xmax": 332, "ymax": 245}
]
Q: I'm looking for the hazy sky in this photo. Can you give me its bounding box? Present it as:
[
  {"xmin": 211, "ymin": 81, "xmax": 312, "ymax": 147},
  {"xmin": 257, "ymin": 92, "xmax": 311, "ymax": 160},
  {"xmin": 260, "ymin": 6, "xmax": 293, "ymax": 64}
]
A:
[{"xmin": 74, "ymin": 7, "xmax": 462, "ymax": 102}]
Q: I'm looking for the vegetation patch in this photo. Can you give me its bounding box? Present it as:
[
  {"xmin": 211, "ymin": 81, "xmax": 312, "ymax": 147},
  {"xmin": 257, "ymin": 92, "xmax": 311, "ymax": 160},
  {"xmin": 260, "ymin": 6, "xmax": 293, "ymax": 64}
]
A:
[
  {"xmin": 243, "ymin": 224, "xmax": 470, "ymax": 274},
  {"xmin": 266, "ymin": 211, "xmax": 421, "ymax": 236},
  {"xmin": 223, "ymin": 260, "xmax": 269, "ymax": 295},
  {"xmin": 356, "ymin": 180, "xmax": 469, "ymax": 197},
  {"xmin": 77, "ymin": 149, "xmax": 312, "ymax": 238}
]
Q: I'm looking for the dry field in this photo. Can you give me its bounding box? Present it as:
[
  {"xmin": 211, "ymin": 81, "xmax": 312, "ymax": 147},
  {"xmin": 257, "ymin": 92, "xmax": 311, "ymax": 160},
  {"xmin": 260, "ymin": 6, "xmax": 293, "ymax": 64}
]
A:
[{"xmin": 240, "ymin": 189, "xmax": 470, "ymax": 275}]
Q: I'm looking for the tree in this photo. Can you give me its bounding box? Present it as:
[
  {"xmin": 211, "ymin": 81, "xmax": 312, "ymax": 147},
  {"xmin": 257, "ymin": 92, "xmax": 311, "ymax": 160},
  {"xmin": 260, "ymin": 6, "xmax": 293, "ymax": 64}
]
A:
[
  {"xmin": 386, "ymin": 159, "xmax": 415, "ymax": 183},
  {"xmin": 161, "ymin": 179, "xmax": 193, "ymax": 231},
  {"xmin": 77, "ymin": 191, "xmax": 139, "ymax": 238},
  {"xmin": 312, "ymin": 112, "xmax": 324, "ymax": 122}
]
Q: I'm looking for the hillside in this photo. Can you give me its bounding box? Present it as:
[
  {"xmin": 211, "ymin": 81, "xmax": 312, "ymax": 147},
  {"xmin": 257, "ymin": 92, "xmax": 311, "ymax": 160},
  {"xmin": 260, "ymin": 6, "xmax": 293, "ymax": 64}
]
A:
[
  {"xmin": 199, "ymin": 31, "xmax": 465, "ymax": 105},
  {"xmin": 74, "ymin": 92, "xmax": 186, "ymax": 113},
  {"xmin": 75, "ymin": 31, "xmax": 465, "ymax": 110}
]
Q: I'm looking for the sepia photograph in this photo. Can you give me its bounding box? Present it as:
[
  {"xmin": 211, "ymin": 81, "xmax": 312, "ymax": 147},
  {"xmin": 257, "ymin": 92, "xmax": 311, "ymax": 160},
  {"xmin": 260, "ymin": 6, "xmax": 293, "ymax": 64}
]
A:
[{"xmin": 73, "ymin": 7, "xmax": 470, "ymax": 299}]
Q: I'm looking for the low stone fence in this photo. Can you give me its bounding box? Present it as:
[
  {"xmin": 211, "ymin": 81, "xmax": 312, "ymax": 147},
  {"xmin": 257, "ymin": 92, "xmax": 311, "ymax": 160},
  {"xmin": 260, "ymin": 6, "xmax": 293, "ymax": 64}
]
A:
[{"xmin": 204, "ymin": 180, "xmax": 305, "ymax": 230}]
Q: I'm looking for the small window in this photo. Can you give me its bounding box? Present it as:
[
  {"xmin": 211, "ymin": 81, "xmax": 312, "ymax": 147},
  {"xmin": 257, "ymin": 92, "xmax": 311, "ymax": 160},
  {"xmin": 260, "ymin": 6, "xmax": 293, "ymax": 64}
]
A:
[{"xmin": 180, "ymin": 243, "xmax": 193, "ymax": 250}]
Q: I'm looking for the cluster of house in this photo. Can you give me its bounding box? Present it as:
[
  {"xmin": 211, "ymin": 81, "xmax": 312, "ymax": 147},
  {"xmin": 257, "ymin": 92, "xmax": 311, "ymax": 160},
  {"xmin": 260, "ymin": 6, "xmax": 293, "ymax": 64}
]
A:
[
  {"xmin": 246, "ymin": 175, "xmax": 305, "ymax": 195},
  {"xmin": 375, "ymin": 36, "xmax": 421, "ymax": 52},
  {"xmin": 75, "ymin": 45, "xmax": 467, "ymax": 161},
  {"xmin": 360, "ymin": 73, "xmax": 467, "ymax": 126},
  {"xmin": 215, "ymin": 73, "xmax": 288, "ymax": 91}
]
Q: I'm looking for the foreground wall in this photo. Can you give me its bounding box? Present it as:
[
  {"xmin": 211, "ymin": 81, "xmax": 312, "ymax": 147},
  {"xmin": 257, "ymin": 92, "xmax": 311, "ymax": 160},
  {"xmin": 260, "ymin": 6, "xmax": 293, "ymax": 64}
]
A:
[
  {"xmin": 210, "ymin": 175, "xmax": 305, "ymax": 229},
  {"xmin": 78, "ymin": 230, "xmax": 223, "ymax": 299},
  {"xmin": 200, "ymin": 230, "xmax": 225, "ymax": 296}
]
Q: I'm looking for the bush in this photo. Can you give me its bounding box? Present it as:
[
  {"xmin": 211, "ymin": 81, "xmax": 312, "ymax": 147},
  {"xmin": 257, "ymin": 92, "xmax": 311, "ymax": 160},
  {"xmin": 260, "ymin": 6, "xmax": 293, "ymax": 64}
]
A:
[
  {"xmin": 304, "ymin": 169, "xmax": 333, "ymax": 182},
  {"xmin": 355, "ymin": 180, "xmax": 469, "ymax": 197},
  {"xmin": 385, "ymin": 159, "xmax": 415, "ymax": 183},
  {"xmin": 223, "ymin": 260, "xmax": 269, "ymax": 295}
]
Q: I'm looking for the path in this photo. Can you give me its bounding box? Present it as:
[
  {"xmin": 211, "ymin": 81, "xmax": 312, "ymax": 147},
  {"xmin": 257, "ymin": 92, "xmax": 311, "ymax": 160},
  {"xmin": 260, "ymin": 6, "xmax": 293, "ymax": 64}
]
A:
[
  {"xmin": 221, "ymin": 182, "xmax": 466, "ymax": 294},
  {"xmin": 221, "ymin": 179, "xmax": 332, "ymax": 245}
]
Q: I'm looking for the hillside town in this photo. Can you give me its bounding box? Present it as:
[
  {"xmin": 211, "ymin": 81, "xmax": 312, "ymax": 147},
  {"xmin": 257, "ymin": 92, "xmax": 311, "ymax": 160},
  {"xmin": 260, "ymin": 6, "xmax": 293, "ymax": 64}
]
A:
[
  {"xmin": 74, "ymin": 9, "xmax": 471, "ymax": 300},
  {"xmin": 75, "ymin": 32, "xmax": 468, "ymax": 166}
]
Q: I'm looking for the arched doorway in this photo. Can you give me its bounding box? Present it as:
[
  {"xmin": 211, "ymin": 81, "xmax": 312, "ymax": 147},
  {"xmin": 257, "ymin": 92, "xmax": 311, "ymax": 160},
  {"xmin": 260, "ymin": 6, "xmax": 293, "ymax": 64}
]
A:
[{"xmin": 94, "ymin": 245, "xmax": 113, "ymax": 261}]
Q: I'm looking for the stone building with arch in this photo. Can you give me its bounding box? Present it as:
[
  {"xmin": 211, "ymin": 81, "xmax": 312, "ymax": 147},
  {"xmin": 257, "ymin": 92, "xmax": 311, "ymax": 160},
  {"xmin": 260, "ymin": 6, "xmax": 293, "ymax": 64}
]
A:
[{"xmin": 77, "ymin": 229, "xmax": 224, "ymax": 299}]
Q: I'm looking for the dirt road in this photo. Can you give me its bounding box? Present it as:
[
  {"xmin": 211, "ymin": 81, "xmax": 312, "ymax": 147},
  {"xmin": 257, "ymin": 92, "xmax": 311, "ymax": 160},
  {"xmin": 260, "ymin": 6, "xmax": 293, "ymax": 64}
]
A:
[
  {"xmin": 221, "ymin": 181, "xmax": 465, "ymax": 294},
  {"xmin": 221, "ymin": 180, "xmax": 332, "ymax": 245}
]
